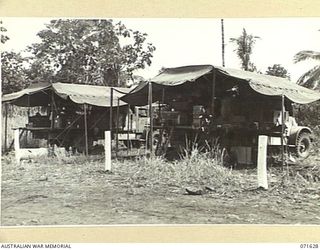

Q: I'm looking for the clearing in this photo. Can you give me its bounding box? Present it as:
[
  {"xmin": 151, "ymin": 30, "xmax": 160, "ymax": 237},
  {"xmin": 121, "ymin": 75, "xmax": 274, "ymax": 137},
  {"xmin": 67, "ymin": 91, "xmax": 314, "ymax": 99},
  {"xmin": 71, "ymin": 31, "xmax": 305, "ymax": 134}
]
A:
[{"xmin": 1, "ymin": 152, "xmax": 320, "ymax": 226}]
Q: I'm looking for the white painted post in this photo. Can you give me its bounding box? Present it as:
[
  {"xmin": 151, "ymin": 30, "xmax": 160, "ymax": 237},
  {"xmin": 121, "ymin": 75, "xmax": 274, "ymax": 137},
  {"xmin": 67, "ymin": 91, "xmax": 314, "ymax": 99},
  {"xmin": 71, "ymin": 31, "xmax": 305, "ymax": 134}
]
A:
[
  {"xmin": 105, "ymin": 131, "xmax": 111, "ymax": 171},
  {"xmin": 14, "ymin": 129, "xmax": 21, "ymax": 164},
  {"xmin": 257, "ymin": 135, "xmax": 268, "ymax": 189}
]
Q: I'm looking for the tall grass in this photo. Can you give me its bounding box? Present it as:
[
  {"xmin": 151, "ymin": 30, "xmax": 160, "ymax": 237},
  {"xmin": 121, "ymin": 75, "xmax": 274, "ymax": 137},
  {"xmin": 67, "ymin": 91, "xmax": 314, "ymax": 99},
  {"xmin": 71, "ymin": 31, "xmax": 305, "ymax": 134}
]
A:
[{"xmin": 118, "ymin": 139, "xmax": 240, "ymax": 191}]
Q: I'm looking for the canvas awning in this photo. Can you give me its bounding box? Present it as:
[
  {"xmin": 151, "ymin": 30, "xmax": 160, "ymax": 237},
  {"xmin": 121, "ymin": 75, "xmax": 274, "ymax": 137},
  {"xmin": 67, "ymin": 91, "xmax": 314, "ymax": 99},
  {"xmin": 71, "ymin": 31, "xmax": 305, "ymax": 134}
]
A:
[
  {"xmin": 52, "ymin": 83, "xmax": 129, "ymax": 107},
  {"xmin": 2, "ymin": 82, "xmax": 130, "ymax": 107},
  {"xmin": 151, "ymin": 65, "xmax": 214, "ymax": 85},
  {"xmin": 121, "ymin": 65, "xmax": 320, "ymax": 105},
  {"xmin": 2, "ymin": 82, "xmax": 51, "ymax": 103},
  {"xmin": 214, "ymin": 66, "xmax": 320, "ymax": 104}
]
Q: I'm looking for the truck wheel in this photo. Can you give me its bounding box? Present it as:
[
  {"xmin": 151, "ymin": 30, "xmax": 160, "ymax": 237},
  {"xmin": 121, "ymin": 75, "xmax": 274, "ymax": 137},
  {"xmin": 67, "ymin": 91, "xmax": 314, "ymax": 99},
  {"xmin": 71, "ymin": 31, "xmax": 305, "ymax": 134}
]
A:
[{"xmin": 295, "ymin": 132, "xmax": 312, "ymax": 159}]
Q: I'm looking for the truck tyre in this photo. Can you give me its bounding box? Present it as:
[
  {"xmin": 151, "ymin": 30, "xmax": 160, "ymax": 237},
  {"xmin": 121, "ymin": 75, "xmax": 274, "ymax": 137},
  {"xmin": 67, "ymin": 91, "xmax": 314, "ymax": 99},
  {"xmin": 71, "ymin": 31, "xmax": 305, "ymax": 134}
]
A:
[{"xmin": 295, "ymin": 132, "xmax": 312, "ymax": 159}]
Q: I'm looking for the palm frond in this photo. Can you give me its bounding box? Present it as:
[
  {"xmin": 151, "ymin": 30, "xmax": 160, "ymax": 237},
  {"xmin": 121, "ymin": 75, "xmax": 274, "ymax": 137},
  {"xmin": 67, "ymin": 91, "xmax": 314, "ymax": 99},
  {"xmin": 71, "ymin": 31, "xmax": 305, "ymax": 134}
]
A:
[
  {"xmin": 294, "ymin": 50, "xmax": 320, "ymax": 63},
  {"xmin": 297, "ymin": 65, "xmax": 320, "ymax": 90}
]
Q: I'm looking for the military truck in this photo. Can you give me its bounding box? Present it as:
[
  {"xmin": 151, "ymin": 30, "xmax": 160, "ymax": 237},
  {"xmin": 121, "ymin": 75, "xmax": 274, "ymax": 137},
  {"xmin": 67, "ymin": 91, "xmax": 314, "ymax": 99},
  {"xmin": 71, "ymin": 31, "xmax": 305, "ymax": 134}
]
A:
[{"xmin": 121, "ymin": 65, "xmax": 320, "ymax": 164}]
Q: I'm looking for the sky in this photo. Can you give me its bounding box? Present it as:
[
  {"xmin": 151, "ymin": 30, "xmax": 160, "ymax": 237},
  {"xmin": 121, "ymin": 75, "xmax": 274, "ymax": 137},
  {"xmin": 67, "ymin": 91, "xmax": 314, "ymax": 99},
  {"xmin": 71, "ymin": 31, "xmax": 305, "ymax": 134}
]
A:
[{"xmin": 1, "ymin": 17, "xmax": 320, "ymax": 82}]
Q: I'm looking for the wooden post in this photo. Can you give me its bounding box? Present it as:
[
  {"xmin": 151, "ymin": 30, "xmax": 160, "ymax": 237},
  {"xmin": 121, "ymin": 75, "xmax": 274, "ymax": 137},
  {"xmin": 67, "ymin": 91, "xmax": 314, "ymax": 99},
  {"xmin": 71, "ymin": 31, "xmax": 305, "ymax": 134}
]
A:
[
  {"xmin": 84, "ymin": 104, "xmax": 89, "ymax": 156},
  {"xmin": 50, "ymin": 91, "xmax": 54, "ymax": 129},
  {"xmin": 109, "ymin": 87, "xmax": 113, "ymax": 132},
  {"xmin": 115, "ymin": 98, "xmax": 120, "ymax": 158},
  {"xmin": 129, "ymin": 106, "xmax": 133, "ymax": 131},
  {"xmin": 14, "ymin": 129, "xmax": 20, "ymax": 164},
  {"xmin": 148, "ymin": 82, "xmax": 153, "ymax": 154},
  {"xmin": 281, "ymin": 94, "xmax": 285, "ymax": 170},
  {"xmin": 211, "ymin": 69, "xmax": 216, "ymax": 115},
  {"xmin": 161, "ymin": 88, "xmax": 165, "ymax": 120},
  {"xmin": 127, "ymin": 104, "xmax": 130, "ymax": 155},
  {"xmin": 4, "ymin": 103, "xmax": 8, "ymax": 152},
  {"xmin": 105, "ymin": 131, "xmax": 111, "ymax": 171},
  {"xmin": 257, "ymin": 135, "xmax": 268, "ymax": 189}
]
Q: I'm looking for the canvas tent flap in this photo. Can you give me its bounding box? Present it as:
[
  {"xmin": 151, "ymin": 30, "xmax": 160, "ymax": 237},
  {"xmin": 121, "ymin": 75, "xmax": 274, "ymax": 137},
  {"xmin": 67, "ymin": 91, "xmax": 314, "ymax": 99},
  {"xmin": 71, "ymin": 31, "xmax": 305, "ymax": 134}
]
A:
[
  {"xmin": 122, "ymin": 65, "xmax": 320, "ymax": 105},
  {"xmin": 52, "ymin": 83, "xmax": 130, "ymax": 107},
  {"xmin": 121, "ymin": 65, "xmax": 214, "ymax": 105},
  {"xmin": 151, "ymin": 65, "xmax": 214, "ymax": 85},
  {"xmin": 120, "ymin": 82, "xmax": 168, "ymax": 106},
  {"xmin": 1, "ymin": 82, "xmax": 51, "ymax": 104},
  {"xmin": 215, "ymin": 66, "xmax": 320, "ymax": 104},
  {"xmin": 2, "ymin": 82, "xmax": 131, "ymax": 107}
]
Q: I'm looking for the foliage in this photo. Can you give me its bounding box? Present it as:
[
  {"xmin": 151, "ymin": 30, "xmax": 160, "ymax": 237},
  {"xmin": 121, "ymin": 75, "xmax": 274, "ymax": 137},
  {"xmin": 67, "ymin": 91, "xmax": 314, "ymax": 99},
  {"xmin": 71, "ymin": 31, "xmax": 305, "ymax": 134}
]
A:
[
  {"xmin": 27, "ymin": 19, "xmax": 156, "ymax": 86},
  {"xmin": 1, "ymin": 51, "xmax": 29, "ymax": 94},
  {"xmin": 0, "ymin": 20, "xmax": 9, "ymax": 44},
  {"xmin": 294, "ymin": 50, "xmax": 320, "ymax": 90},
  {"xmin": 294, "ymin": 102, "xmax": 320, "ymax": 128},
  {"xmin": 230, "ymin": 28, "xmax": 260, "ymax": 72},
  {"xmin": 265, "ymin": 64, "xmax": 290, "ymax": 79}
]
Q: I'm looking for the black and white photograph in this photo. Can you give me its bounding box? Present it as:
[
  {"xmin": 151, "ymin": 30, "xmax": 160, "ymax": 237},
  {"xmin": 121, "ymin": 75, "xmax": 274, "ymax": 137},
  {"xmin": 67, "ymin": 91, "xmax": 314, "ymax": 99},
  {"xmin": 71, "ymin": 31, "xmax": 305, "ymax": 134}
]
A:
[{"xmin": 1, "ymin": 17, "xmax": 320, "ymax": 227}]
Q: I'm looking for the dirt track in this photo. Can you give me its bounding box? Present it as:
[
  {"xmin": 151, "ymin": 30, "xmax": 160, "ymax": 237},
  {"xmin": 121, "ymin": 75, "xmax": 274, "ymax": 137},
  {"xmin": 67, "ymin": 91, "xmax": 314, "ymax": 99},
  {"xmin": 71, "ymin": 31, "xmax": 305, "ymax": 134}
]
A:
[{"xmin": 1, "ymin": 154, "xmax": 320, "ymax": 226}]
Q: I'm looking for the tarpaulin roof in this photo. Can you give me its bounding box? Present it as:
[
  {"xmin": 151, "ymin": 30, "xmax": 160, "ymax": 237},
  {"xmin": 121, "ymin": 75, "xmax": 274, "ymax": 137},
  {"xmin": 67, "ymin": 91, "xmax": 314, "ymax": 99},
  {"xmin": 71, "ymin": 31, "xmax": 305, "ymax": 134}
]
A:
[
  {"xmin": 151, "ymin": 65, "xmax": 214, "ymax": 85},
  {"xmin": 122, "ymin": 65, "xmax": 320, "ymax": 105},
  {"xmin": 2, "ymin": 82, "xmax": 130, "ymax": 107},
  {"xmin": 2, "ymin": 82, "xmax": 51, "ymax": 103},
  {"xmin": 52, "ymin": 83, "xmax": 129, "ymax": 107},
  {"xmin": 214, "ymin": 66, "xmax": 320, "ymax": 104}
]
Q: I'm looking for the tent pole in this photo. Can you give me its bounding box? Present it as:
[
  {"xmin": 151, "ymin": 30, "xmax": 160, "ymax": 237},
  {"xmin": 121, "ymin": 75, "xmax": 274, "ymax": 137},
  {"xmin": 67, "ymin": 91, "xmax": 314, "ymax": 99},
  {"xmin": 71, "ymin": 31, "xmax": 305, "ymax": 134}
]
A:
[
  {"xmin": 211, "ymin": 69, "xmax": 216, "ymax": 115},
  {"xmin": 127, "ymin": 104, "xmax": 130, "ymax": 155},
  {"xmin": 27, "ymin": 95, "xmax": 30, "ymax": 116},
  {"xmin": 160, "ymin": 87, "xmax": 165, "ymax": 122},
  {"xmin": 115, "ymin": 98, "xmax": 120, "ymax": 158},
  {"xmin": 148, "ymin": 82, "xmax": 153, "ymax": 154},
  {"xmin": 158, "ymin": 98, "xmax": 161, "ymax": 119},
  {"xmin": 109, "ymin": 87, "xmax": 113, "ymax": 132},
  {"xmin": 281, "ymin": 94, "xmax": 285, "ymax": 170},
  {"xmin": 130, "ymin": 105, "xmax": 132, "ymax": 131},
  {"xmin": 84, "ymin": 104, "xmax": 89, "ymax": 156},
  {"xmin": 4, "ymin": 103, "xmax": 8, "ymax": 152},
  {"xmin": 50, "ymin": 91, "xmax": 54, "ymax": 129},
  {"xmin": 161, "ymin": 88, "xmax": 165, "ymax": 105}
]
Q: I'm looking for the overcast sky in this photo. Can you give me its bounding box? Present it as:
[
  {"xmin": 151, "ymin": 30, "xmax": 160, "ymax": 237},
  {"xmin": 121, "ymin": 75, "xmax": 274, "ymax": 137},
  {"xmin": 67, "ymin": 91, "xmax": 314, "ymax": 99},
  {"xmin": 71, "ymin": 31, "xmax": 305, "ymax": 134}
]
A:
[{"xmin": 2, "ymin": 17, "xmax": 319, "ymax": 82}]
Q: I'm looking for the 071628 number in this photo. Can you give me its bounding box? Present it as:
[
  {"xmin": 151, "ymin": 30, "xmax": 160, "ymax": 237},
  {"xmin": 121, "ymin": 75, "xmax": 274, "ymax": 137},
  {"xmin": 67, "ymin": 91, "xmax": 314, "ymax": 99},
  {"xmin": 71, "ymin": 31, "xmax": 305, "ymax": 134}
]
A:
[{"xmin": 300, "ymin": 244, "xmax": 319, "ymax": 248}]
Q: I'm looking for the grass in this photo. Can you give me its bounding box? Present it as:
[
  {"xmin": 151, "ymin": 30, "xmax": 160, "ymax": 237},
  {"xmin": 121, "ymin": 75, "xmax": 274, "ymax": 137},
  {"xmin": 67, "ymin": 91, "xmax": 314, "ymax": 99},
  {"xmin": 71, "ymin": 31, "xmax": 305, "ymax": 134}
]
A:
[
  {"xmin": 113, "ymin": 141, "xmax": 250, "ymax": 194},
  {"xmin": 2, "ymin": 142, "xmax": 243, "ymax": 192},
  {"xmin": 2, "ymin": 130, "xmax": 319, "ymax": 195}
]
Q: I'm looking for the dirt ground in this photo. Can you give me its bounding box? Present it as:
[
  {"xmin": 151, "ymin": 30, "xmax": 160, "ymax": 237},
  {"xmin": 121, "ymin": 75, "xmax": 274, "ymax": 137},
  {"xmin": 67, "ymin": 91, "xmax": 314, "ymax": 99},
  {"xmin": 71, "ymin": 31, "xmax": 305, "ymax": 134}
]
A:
[{"xmin": 1, "ymin": 152, "xmax": 320, "ymax": 226}]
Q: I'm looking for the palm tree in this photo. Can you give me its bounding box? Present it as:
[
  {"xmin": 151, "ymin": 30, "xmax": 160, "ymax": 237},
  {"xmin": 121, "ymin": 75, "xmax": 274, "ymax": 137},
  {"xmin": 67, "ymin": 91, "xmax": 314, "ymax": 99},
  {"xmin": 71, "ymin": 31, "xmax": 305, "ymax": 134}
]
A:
[
  {"xmin": 294, "ymin": 50, "xmax": 320, "ymax": 90},
  {"xmin": 230, "ymin": 28, "xmax": 260, "ymax": 72}
]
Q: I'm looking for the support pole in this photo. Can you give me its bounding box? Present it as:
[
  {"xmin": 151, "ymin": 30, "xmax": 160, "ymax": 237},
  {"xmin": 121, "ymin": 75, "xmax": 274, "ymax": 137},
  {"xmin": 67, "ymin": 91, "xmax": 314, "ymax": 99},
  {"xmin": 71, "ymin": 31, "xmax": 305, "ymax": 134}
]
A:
[
  {"xmin": 211, "ymin": 70, "xmax": 216, "ymax": 115},
  {"xmin": 130, "ymin": 106, "xmax": 133, "ymax": 131},
  {"xmin": 161, "ymin": 88, "xmax": 165, "ymax": 119},
  {"xmin": 148, "ymin": 82, "xmax": 153, "ymax": 154},
  {"xmin": 50, "ymin": 91, "xmax": 54, "ymax": 129},
  {"xmin": 84, "ymin": 104, "xmax": 89, "ymax": 156},
  {"xmin": 105, "ymin": 131, "xmax": 111, "ymax": 171},
  {"xmin": 115, "ymin": 98, "xmax": 120, "ymax": 158},
  {"xmin": 257, "ymin": 135, "xmax": 268, "ymax": 189},
  {"xmin": 127, "ymin": 104, "xmax": 130, "ymax": 155},
  {"xmin": 4, "ymin": 103, "xmax": 8, "ymax": 152},
  {"xmin": 14, "ymin": 129, "xmax": 20, "ymax": 164},
  {"xmin": 109, "ymin": 87, "xmax": 113, "ymax": 132},
  {"xmin": 281, "ymin": 94, "xmax": 285, "ymax": 170}
]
